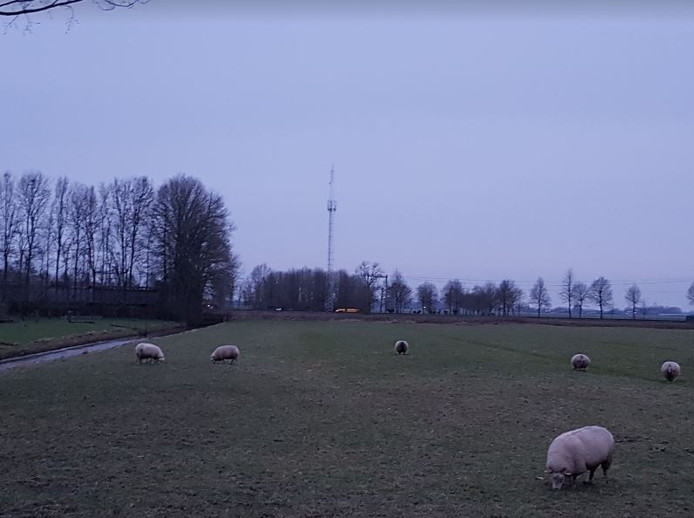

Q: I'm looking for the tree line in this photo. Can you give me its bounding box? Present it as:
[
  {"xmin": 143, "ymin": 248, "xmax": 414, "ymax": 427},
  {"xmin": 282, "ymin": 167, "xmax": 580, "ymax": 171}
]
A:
[
  {"xmin": 239, "ymin": 263, "xmax": 662, "ymax": 319},
  {"xmin": 3, "ymin": 171, "xmax": 690, "ymax": 323},
  {"xmin": 0, "ymin": 171, "xmax": 238, "ymax": 325}
]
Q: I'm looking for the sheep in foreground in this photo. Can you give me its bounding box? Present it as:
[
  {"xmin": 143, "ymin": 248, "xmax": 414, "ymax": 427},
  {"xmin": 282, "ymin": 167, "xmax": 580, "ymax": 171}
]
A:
[
  {"xmin": 546, "ymin": 425, "xmax": 614, "ymax": 490},
  {"xmin": 211, "ymin": 345, "xmax": 240, "ymax": 364},
  {"xmin": 661, "ymin": 361, "xmax": 681, "ymax": 382},
  {"xmin": 394, "ymin": 340, "xmax": 409, "ymax": 355},
  {"xmin": 571, "ymin": 353, "xmax": 591, "ymax": 371},
  {"xmin": 135, "ymin": 342, "xmax": 165, "ymax": 364}
]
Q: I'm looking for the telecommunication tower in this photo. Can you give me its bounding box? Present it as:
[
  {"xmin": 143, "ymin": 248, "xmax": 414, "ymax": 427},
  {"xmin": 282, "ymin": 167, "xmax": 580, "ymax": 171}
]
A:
[{"xmin": 325, "ymin": 166, "xmax": 337, "ymax": 311}]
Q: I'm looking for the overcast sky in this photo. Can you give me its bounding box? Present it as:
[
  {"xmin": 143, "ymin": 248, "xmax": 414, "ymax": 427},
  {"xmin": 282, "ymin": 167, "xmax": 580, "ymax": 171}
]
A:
[{"xmin": 3, "ymin": 1, "xmax": 694, "ymax": 309}]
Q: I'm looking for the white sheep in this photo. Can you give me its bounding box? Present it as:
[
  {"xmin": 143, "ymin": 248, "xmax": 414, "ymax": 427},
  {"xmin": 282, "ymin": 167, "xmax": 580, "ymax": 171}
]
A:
[
  {"xmin": 571, "ymin": 353, "xmax": 591, "ymax": 371},
  {"xmin": 135, "ymin": 342, "xmax": 165, "ymax": 364},
  {"xmin": 394, "ymin": 340, "xmax": 409, "ymax": 355},
  {"xmin": 211, "ymin": 345, "xmax": 240, "ymax": 364},
  {"xmin": 661, "ymin": 361, "xmax": 681, "ymax": 382},
  {"xmin": 546, "ymin": 425, "xmax": 614, "ymax": 490}
]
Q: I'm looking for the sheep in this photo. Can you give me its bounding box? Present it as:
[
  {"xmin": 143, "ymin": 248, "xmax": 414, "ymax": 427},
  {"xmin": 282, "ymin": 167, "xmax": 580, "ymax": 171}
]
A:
[
  {"xmin": 661, "ymin": 361, "xmax": 681, "ymax": 382},
  {"xmin": 571, "ymin": 353, "xmax": 591, "ymax": 372},
  {"xmin": 211, "ymin": 345, "xmax": 240, "ymax": 364},
  {"xmin": 546, "ymin": 425, "xmax": 614, "ymax": 490},
  {"xmin": 394, "ymin": 340, "xmax": 409, "ymax": 355},
  {"xmin": 135, "ymin": 342, "xmax": 165, "ymax": 364}
]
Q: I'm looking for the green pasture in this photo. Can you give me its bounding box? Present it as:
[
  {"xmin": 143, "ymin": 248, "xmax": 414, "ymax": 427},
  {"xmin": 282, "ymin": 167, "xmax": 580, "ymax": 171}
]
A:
[
  {"xmin": 0, "ymin": 318, "xmax": 181, "ymax": 359},
  {"xmin": 1, "ymin": 320, "xmax": 693, "ymax": 517}
]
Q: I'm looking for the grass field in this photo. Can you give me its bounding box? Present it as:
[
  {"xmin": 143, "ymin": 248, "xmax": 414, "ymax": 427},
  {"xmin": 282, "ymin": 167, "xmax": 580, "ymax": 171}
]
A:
[
  {"xmin": 1, "ymin": 320, "xmax": 693, "ymax": 517},
  {"xmin": 0, "ymin": 318, "xmax": 182, "ymax": 359}
]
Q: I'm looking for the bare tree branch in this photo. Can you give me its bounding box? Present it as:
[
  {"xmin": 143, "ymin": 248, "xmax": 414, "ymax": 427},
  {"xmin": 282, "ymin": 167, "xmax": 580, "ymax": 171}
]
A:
[
  {"xmin": 0, "ymin": 0, "xmax": 146, "ymax": 17},
  {"xmin": 0, "ymin": 0, "xmax": 82, "ymax": 16}
]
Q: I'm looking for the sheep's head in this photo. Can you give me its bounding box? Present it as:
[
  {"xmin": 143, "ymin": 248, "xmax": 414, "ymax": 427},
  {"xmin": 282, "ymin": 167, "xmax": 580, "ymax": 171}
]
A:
[
  {"xmin": 662, "ymin": 362, "xmax": 680, "ymax": 381},
  {"xmin": 547, "ymin": 469, "xmax": 571, "ymax": 490}
]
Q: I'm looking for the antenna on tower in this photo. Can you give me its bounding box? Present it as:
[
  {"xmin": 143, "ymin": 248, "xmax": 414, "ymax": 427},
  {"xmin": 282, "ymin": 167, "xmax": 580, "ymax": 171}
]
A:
[{"xmin": 325, "ymin": 165, "xmax": 337, "ymax": 312}]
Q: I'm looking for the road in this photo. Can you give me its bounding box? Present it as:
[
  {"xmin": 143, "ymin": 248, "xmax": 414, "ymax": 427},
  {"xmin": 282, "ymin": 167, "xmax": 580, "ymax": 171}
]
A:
[{"xmin": 0, "ymin": 337, "xmax": 136, "ymax": 372}]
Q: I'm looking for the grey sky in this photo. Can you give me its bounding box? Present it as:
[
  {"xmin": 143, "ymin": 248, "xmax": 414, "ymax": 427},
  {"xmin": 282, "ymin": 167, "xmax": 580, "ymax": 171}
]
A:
[{"xmin": 3, "ymin": 2, "xmax": 694, "ymax": 309}]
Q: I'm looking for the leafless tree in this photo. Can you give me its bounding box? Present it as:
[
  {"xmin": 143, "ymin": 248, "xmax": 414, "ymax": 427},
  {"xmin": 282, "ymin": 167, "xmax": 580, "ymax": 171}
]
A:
[
  {"xmin": 137, "ymin": 216, "xmax": 156, "ymax": 289},
  {"xmin": 464, "ymin": 286, "xmax": 483, "ymax": 315},
  {"xmin": 17, "ymin": 171, "xmax": 50, "ymax": 289},
  {"xmin": 151, "ymin": 175, "xmax": 237, "ymax": 325},
  {"xmin": 96, "ymin": 184, "xmax": 111, "ymax": 286},
  {"xmin": 39, "ymin": 205, "xmax": 52, "ymax": 290},
  {"xmin": 625, "ymin": 284, "xmax": 642, "ymax": 320},
  {"xmin": 82, "ymin": 185, "xmax": 100, "ymax": 288},
  {"xmin": 331, "ymin": 270, "xmax": 366, "ymax": 312},
  {"xmin": 355, "ymin": 261, "xmax": 384, "ymax": 313},
  {"xmin": 559, "ymin": 268, "xmax": 575, "ymax": 318},
  {"xmin": 529, "ymin": 276, "xmax": 551, "ymax": 317},
  {"xmin": 241, "ymin": 266, "xmax": 340, "ymax": 312},
  {"xmin": 51, "ymin": 176, "xmax": 69, "ymax": 285},
  {"xmin": 207, "ymin": 251, "xmax": 240, "ymax": 310},
  {"xmin": 687, "ymin": 282, "xmax": 694, "ymax": 306},
  {"xmin": 109, "ymin": 177, "xmax": 154, "ymax": 292},
  {"xmin": 68, "ymin": 183, "xmax": 89, "ymax": 296},
  {"xmin": 477, "ymin": 282, "xmax": 499, "ymax": 315},
  {"xmin": 640, "ymin": 298, "xmax": 648, "ymax": 318},
  {"xmin": 442, "ymin": 279, "xmax": 464, "ymax": 315},
  {"xmin": 573, "ymin": 281, "xmax": 589, "ymax": 318},
  {"xmin": 387, "ymin": 270, "xmax": 411, "ymax": 314},
  {"xmin": 417, "ymin": 281, "xmax": 438, "ymax": 313},
  {"xmin": 497, "ymin": 279, "xmax": 522, "ymax": 316},
  {"xmin": 1, "ymin": 171, "xmax": 18, "ymax": 297},
  {"xmin": 589, "ymin": 276, "xmax": 613, "ymax": 319},
  {"xmin": 246, "ymin": 263, "xmax": 272, "ymax": 309}
]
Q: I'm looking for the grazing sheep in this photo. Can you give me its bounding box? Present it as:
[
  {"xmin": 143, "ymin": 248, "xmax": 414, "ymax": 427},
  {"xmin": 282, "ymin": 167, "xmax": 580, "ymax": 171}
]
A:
[
  {"xmin": 571, "ymin": 353, "xmax": 591, "ymax": 371},
  {"xmin": 135, "ymin": 342, "xmax": 165, "ymax": 364},
  {"xmin": 546, "ymin": 425, "xmax": 614, "ymax": 490},
  {"xmin": 394, "ymin": 340, "xmax": 409, "ymax": 355},
  {"xmin": 211, "ymin": 345, "xmax": 240, "ymax": 364},
  {"xmin": 661, "ymin": 361, "xmax": 681, "ymax": 382}
]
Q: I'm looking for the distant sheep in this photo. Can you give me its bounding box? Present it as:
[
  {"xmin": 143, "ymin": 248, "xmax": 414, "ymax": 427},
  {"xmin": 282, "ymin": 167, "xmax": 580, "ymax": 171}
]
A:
[
  {"xmin": 571, "ymin": 353, "xmax": 591, "ymax": 371},
  {"xmin": 661, "ymin": 361, "xmax": 681, "ymax": 382},
  {"xmin": 211, "ymin": 345, "xmax": 240, "ymax": 364},
  {"xmin": 546, "ymin": 425, "xmax": 614, "ymax": 490},
  {"xmin": 394, "ymin": 340, "xmax": 409, "ymax": 355},
  {"xmin": 135, "ymin": 342, "xmax": 165, "ymax": 364}
]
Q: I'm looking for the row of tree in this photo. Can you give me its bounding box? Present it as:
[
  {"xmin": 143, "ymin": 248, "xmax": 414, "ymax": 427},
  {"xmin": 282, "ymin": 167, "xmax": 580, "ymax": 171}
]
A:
[
  {"xmin": 3, "ymin": 171, "xmax": 690, "ymax": 323},
  {"xmin": 0, "ymin": 171, "xmax": 238, "ymax": 324},
  {"xmin": 240, "ymin": 263, "xmax": 655, "ymax": 319}
]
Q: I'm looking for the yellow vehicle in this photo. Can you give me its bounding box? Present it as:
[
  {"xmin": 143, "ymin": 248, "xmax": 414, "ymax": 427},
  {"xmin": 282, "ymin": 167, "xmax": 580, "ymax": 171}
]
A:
[{"xmin": 335, "ymin": 308, "xmax": 360, "ymax": 313}]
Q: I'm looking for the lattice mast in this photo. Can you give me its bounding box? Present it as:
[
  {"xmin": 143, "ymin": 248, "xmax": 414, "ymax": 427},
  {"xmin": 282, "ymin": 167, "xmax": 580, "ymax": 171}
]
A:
[{"xmin": 325, "ymin": 166, "xmax": 337, "ymax": 311}]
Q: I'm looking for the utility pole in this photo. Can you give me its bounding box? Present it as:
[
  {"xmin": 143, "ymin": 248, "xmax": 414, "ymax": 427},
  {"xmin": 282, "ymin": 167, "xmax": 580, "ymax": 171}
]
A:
[{"xmin": 374, "ymin": 273, "xmax": 388, "ymax": 313}]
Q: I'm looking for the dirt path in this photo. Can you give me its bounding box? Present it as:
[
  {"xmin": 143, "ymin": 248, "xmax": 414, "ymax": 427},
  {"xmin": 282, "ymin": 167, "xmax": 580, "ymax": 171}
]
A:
[{"xmin": 0, "ymin": 337, "xmax": 136, "ymax": 372}]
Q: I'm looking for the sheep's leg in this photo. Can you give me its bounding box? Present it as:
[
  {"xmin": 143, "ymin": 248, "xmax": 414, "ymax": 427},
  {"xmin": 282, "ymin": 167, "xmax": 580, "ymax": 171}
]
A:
[
  {"xmin": 601, "ymin": 460, "xmax": 611, "ymax": 483},
  {"xmin": 587, "ymin": 469, "xmax": 596, "ymax": 483}
]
